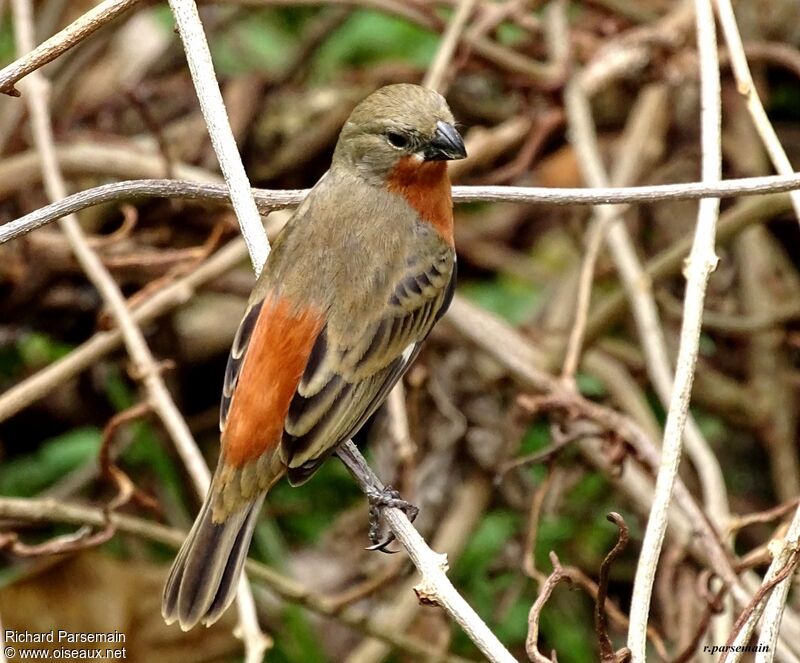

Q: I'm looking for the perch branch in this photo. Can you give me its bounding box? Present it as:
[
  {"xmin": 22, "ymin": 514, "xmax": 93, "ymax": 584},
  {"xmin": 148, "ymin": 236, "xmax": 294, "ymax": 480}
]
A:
[
  {"xmin": 0, "ymin": 497, "xmax": 472, "ymax": 663},
  {"xmin": 6, "ymin": 174, "xmax": 800, "ymax": 245},
  {"xmin": 338, "ymin": 443, "xmax": 516, "ymax": 663},
  {"xmin": 754, "ymin": 506, "xmax": 800, "ymax": 661}
]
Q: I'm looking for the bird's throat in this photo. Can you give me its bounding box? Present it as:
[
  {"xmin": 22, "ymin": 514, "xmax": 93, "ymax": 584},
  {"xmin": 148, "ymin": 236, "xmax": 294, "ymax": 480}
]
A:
[{"xmin": 387, "ymin": 157, "xmax": 454, "ymax": 244}]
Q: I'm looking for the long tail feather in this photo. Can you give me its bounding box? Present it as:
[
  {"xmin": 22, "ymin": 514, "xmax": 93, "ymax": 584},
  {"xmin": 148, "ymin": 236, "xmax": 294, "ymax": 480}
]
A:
[{"xmin": 162, "ymin": 490, "xmax": 265, "ymax": 630}]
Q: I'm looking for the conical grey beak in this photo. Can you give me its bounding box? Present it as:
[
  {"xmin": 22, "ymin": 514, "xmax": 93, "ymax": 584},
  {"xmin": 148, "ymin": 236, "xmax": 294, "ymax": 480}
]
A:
[{"xmin": 424, "ymin": 120, "xmax": 467, "ymax": 161}]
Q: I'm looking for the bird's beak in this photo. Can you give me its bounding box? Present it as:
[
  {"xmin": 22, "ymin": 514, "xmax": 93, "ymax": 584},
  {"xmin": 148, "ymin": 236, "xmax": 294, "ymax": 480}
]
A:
[{"xmin": 424, "ymin": 121, "xmax": 467, "ymax": 161}]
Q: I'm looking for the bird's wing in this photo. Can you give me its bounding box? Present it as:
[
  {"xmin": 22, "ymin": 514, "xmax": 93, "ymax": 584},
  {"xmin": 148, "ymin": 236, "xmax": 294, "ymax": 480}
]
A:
[
  {"xmin": 218, "ymin": 294, "xmax": 325, "ymax": 473},
  {"xmin": 281, "ymin": 247, "xmax": 456, "ymax": 484}
]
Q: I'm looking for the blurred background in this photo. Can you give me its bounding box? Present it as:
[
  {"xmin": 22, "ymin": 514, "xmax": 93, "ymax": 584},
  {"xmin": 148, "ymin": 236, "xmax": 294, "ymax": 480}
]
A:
[{"xmin": 1, "ymin": 0, "xmax": 800, "ymax": 661}]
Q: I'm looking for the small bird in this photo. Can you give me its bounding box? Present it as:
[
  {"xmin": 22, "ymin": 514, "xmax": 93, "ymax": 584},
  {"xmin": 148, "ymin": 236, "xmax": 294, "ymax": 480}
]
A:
[{"xmin": 162, "ymin": 84, "xmax": 466, "ymax": 630}]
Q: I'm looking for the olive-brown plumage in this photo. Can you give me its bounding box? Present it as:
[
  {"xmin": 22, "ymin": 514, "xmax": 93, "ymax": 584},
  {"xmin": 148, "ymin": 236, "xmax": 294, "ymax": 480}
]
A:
[{"xmin": 162, "ymin": 84, "xmax": 466, "ymax": 630}]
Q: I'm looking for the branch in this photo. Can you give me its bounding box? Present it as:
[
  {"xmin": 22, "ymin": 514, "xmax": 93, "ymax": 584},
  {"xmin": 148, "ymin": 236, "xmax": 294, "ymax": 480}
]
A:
[
  {"xmin": 0, "ymin": 497, "xmax": 473, "ymax": 663},
  {"xmin": 626, "ymin": 0, "xmax": 722, "ymax": 659},
  {"xmin": 526, "ymin": 551, "xmax": 569, "ymax": 663},
  {"xmin": 421, "ymin": 0, "xmax": 477, "ymax": 92},
  {"xmin": 10, "ymin": 0, "xmax": 266, "ymax": 655},
  {"xmin": 596, "ymin": 514, "xmax": 630, "ymax": 663},
  {"xmin": 338, "ymin": 443, "xmax": 516, "ymax": 663},
  {"xmin": 723, "ymin": 505, "xmax": 800, "ymax": 663},
  {"xmin": 754, "ymin": 506, "xmax": 800, "ymax": 661},
  {"xmin": 0, "ymin": 237, "xmax": 249, "ymax": 423},
  {"xmin": 5, "ymin": 174, "xmax": 800, "ymax": 245},
  {"xmin": 715, "ymin": 0, "xmax": 800, "ymax": 223},
  {"xmin": 0, "ymin": 0, "xmax": 139, "ymax": 96},
  {"xmin": 566, "ymin": 48, "xmax": 732, "ymax": 568},
  {"xmin": 167, "ymin": 0, "xmax": 268, "ymax": 275}
]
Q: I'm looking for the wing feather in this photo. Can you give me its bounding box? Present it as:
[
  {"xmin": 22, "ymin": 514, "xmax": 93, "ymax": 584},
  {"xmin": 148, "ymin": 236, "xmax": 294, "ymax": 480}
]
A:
[{"xmin": 282, "ymin": 251, "xmax": 456, "ymax": 481}]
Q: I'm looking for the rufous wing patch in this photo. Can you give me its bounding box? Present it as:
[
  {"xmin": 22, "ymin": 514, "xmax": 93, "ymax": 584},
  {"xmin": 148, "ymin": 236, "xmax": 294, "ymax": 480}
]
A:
[
  {"xmin": 222, "ymin": 295, "xmax": 325, "ymax": 467},
  {"xmin": 387, "ymin": 157, "xmax": 454, "ymax": 244}
]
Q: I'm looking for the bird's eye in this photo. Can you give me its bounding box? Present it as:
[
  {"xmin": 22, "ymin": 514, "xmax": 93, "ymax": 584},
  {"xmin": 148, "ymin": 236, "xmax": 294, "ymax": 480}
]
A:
[{"xmin": 386, "ymin": 132, "xmax": 408, "ymax": 149}]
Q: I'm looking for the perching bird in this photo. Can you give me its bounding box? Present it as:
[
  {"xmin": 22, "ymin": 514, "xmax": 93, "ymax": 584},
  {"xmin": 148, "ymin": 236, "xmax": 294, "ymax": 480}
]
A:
[{"xmin": 162, "ymin": 84, "xmax": 466, "ymax": 630}]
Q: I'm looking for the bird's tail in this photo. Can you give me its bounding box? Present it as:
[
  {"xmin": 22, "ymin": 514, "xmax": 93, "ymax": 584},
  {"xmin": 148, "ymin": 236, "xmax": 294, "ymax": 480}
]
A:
[{"xmin": 162, "ymin": 473, "xmax": 268, "ymax": 630}]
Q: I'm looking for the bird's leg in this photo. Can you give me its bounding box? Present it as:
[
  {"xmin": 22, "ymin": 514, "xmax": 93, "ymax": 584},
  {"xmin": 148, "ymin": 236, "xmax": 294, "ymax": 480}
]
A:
[{"xmin": 336, "ymin": 441, "xmax": 419, "ymax": 553}]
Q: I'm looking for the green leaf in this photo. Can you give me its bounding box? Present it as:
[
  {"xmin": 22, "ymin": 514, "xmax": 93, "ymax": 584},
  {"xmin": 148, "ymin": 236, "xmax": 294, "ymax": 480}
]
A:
[
  {"xmin": 0, "ymin": 427, "xmax": 101, "ymax": 497},
  {"xmin": 312, "ymin": 10, "xmax": 438, "ymax": 79},
  {"xmin": 16, "ymin": 332, "xmax": 73, "ymax": 368}
]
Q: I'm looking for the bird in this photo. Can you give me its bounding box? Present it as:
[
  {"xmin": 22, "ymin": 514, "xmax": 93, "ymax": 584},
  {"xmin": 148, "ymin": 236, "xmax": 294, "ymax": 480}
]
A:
[{"xmin": 162, "ymin": 83, "xmax": 467, "ymax": 630}]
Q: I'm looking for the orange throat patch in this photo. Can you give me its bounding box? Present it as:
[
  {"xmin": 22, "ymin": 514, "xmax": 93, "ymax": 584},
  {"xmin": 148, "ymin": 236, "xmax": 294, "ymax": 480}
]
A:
[{"xmin": 387, "ymin": 157, "xmax": 454, "ymax": 244}]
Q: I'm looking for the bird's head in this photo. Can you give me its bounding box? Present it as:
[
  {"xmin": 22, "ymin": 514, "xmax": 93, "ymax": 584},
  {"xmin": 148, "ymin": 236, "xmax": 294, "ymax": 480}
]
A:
[{"xmin": 332, "ymin": 84, "xmax": 467, "ymax": 184}]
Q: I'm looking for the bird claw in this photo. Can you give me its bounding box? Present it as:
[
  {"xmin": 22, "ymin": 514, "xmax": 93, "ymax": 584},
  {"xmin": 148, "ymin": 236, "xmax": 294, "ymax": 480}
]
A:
[{"xmin": 364, "ymin": 485, "xmax": 418, "ymax": 554}]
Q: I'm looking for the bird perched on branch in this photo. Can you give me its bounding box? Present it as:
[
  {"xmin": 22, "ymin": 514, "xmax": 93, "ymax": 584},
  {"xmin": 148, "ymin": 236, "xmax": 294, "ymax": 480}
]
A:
[{"xmin": 162, "ymin": 84, "xmax": 466, "ymax": 630}]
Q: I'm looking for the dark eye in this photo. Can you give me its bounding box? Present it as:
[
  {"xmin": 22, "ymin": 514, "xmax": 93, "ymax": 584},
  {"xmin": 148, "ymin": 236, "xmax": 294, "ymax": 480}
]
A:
[{"xmin": 386, "ymin": 132, "xmax": 409, "ymax": 149}]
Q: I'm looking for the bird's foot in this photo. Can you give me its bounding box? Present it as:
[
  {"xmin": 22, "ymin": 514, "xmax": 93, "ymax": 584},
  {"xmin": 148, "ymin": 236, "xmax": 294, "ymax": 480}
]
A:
[{"xmin": 364, "ymin": 485, "xmax": 418, "ymax": 553}]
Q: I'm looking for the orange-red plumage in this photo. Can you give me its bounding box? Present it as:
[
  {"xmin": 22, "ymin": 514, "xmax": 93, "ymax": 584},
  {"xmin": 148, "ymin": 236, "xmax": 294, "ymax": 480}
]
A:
[
  {"xmin": 387, "ymin": 158, "xmax": 454, "ymax": 244},
  {"xmin": 163, "ymin": 84, "xmax": 466, "ymax": 632},
  {"xmin": 222, "ymin": 296, "xmax": 324, "ymax": 467}
]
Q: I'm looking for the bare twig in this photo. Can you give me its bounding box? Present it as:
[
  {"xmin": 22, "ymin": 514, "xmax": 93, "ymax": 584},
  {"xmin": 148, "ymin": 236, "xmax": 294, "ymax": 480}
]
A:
[
  {"xmin": 99, "ymin": 402, "xmax": 160, "ymax": 513},
  {"xmin": 754, "ymin": 506, "xmax": 800, "ymax": 661},
  {"xmin": 339, "ymin": 443, "xmax": 516, "ymax": 663},
  {"xmin": 722, "ymin": 547, "xmax": 800, "ymax": 663},
  {"xmin": 729, "ymin": 498, "xmax": 800, "ymax": 535},
  {"xmin": 0, "ymin": 0, "xmax": 139, "ymax": 96},
  {"xmin": 168, "ymin": 0, "xmax": 269, "ymax": 276},
  {"xmin": 0, "ymin": 238, "xmax": 250, "ymax": 424},
  {"xmin": 715, "ymin": 0, "xmax": 800, "ymax": 223},
  {"xmin": 1, "ymin": 523, "xmax": 115, "ymax": 556},
  {"xmin": 11, "ymin": 0, "xmax": 267, "ymax": 657},
  {"xmin": 422, "ymin": 0, "xmax": 477, "ymax": 93},
  {"xmin": 626, "ymin": 1, "xmax": 722, "ymax": 658},
  {"xmin": 5, "ymin": 174, "xmax": 800, "ymax": 245},
  {"xmin": 0, "ymin": 497, "xmax": 472, "ymax": 663},
  {"xmin": 671, "ymin": 572, "xmax": 726, "ymax": 663},
  {"xmin": 526, "ymin": 551, "xmax": 570, "ymax": 663},
  {"xmin": 565, "ymin": 66, "xmax": 732, "ymax": 623},
  {"xmin": 596, "ymin": 514, "xmax": 630, "ymax": 663},
  {"xmin": 521, "ymin": 465, "xmax": 560, "ymax": 584}
]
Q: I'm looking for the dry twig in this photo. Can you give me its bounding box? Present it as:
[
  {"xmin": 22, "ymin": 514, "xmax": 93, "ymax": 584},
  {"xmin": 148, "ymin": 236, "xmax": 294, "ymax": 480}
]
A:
[
  {"xmin": 626, "ymin": 2, "xmax": 722, "ymax": 659},
  {"xmin": 5, "ymin": 175, "xmax": 800, "ymax": 245}
]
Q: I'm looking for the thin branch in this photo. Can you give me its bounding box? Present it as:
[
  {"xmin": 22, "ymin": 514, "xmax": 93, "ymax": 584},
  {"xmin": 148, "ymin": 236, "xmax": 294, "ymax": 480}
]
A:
[
  {"xmin": 0, "ymin": 0, "xmax": 139, "ymax": 96},
  {"xmin": 447, "ymin": 296, "xmax": 800, "ymax": 658},
  {"xmin": 5, "ymin": 174, "xmax": 800, "ymax": 245},
  {"xmin": 596, "ymin": 514, "xmax": 630, "ymax": 663},
  {"xmin": 167, "ymin": 0, "xmax": 269, "ymax": 275},
  {"xmin": 526, "ymin": 551, "xmax": 569, "ymax": 663},
  {"xmin": 627, "ymin": 1, "xmax": 722, "ymax": 659},
  {"xmin": 754, "ymin": 506, "xmax": 800, "ymax": 661},
  {"xmin": 566, "ymin": 58, "xmax": 732, "ymax": 590},
  {"xmin": 715, "ymin": 0, "xmax": 800, "ymax": 223},
  {"xmin": 722, "ymin": 547, "xmax": 800, "ymax": 663},
  {"xmin": 0, "ymin": 238, "xmax": 250, "ymax": 424},
  {"xmin": 11, "ymin": 0, "xmax": 266, "ymax": 656},
  {"xmin": 422, "ymin": 0, "xmax": 477, "ymax": 92},
  {"xmin": 0, "ymin": 497, "xmax": 473, "ymax": 663},
  {"xmin": 338, "ymin": 443, "xmax": 517, "ymax": 663}
]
